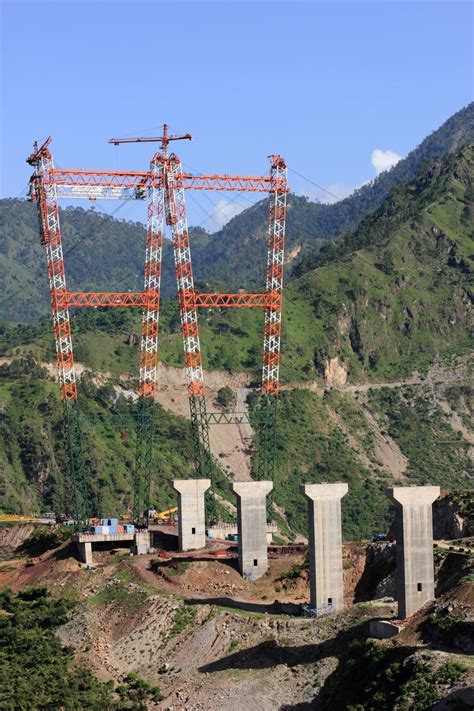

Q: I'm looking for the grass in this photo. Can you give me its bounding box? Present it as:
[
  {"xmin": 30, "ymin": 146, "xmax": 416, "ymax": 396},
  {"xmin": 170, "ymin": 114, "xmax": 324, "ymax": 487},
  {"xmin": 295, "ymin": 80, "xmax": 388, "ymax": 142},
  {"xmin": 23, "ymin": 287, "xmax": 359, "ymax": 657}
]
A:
[
  {"xmin": 356, "ymin": 602, "xmax": 379, "ymax": 612},
  {"xmin": 89, "ymin": 571, "xmax": 149, "ymax": 614},
  {"xmin": 368, "ymin": 387, "xmax": 473, "ymax": 489},
  {"xmin": 166, "ymin": 605, "xmax": 197, "ymax": 640},
  {"xmin": 166, "ymin": 560, "xmax": 190, "ymax": 576}
]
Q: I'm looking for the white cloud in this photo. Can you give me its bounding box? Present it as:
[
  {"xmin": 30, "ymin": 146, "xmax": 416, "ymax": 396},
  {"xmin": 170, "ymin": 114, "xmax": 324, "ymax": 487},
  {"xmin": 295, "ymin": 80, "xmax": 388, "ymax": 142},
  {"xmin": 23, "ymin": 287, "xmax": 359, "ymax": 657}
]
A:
[
  {"xmin": 205, "ymin": 199, "xmax": 246, "ymax": 230},
  {"xmin": 371, "ymin": 148, "xmax": 402, "ymax": 175}
]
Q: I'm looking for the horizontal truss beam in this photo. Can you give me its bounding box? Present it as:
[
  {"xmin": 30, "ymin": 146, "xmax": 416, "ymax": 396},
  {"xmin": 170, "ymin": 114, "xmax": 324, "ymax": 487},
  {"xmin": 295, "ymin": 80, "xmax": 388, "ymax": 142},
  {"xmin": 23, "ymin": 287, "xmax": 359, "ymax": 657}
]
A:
[
  {"xmin": 178, "ymin": 174, "xmax": 281, "ymax": 192},
  {"xmin": 205, "ymin": 412, "xmax": 251, "ymax": 426},
  {"xmin": 186, "ymin": 292, "xmax": 281, "ymax": 308},
  {"xmin": 47, "ymin": 169, "xmax": 288, "ymax": 198},
  {"xmin": 60, "ymin": 292, "xmax": 281, "ymax": 309}
]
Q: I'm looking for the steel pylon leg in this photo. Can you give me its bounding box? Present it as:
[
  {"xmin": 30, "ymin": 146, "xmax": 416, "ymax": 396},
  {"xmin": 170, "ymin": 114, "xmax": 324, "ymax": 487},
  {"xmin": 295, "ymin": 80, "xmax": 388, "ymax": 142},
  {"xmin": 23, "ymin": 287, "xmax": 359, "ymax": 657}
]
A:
[
  {"xmin": 134, "ymin": 396, "xmax": 155, "ymax": 524},
  {"xmin": 64, "ymin": 400, "xmax": 89, "ymax": 530},
  {"xmin": 166, "ymin": 156, "xmax": 217, "ymax": 523},
  {"xmin": 253, "ymin": 395, "xmax": 278, "ymax": 481},
  {"xmin": 189, "ymin": 395, "xmax": 217, "ymax": 523}
]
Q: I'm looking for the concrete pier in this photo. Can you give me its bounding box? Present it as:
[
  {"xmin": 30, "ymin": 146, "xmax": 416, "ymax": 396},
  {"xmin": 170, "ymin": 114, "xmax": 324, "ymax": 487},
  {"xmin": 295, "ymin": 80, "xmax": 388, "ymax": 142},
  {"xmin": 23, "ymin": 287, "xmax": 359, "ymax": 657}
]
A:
[
  {"xmin": 131, "ymin": 530, "xmax": 150, "ymax": 555},
  {"xmin": 300, "ymin": 483, "xmax": 348, "ymax": 614},
  {"xmin": 77, "ymin": 540, "xmax": 93, "ymax": 567},
  {"xmin": 231, "ymin": 481, "xmax": 273, "ymax": 580},
  {"xmin": 172, "ymin": 478, "xmax": 211, "ymax": 551},
  {"xmin": 388, "ymin": 486, "xmax": 440, "ymax": 619}
]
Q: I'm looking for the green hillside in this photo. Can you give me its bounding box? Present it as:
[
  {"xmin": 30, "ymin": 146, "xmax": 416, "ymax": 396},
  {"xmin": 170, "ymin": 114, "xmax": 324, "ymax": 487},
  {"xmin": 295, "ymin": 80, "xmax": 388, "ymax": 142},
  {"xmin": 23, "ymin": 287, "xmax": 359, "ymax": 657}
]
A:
[
  {"xmin": 1, "ymin": 353, "xmax": 471, "ymax": 539},
  {"xmin": 0, "ymin": 356, "xmax": 196, "ymax": 516},
  {"xmin": 185, "ymin": 102, "xmax": 474, "ymax": 288},
  {"xmin": 0, "ymin": 144, "xmax": 472, "ymax": 538},
  {"xmin": 11, "ymin": 142, "xmax": 470, "ymax": 385},
  {"xmin": 286, "ymin": 143, "xmax": 473, "ymax": 382}
]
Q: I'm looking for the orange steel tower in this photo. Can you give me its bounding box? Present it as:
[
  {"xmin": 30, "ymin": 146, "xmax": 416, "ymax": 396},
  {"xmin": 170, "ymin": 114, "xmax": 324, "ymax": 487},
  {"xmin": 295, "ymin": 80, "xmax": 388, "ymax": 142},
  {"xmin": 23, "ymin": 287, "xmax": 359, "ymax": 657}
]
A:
[{"xmin": 27, "ymin": 127, "xmax": 287, "ymax": 525}]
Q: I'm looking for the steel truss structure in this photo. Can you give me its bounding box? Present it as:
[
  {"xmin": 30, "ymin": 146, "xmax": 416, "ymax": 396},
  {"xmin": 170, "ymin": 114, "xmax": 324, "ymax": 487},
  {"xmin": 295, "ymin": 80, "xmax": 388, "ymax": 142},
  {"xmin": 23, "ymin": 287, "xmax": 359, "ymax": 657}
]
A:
[{"xmin": 27, "ymin": 127, "xmax": 287, "ymax": 526}]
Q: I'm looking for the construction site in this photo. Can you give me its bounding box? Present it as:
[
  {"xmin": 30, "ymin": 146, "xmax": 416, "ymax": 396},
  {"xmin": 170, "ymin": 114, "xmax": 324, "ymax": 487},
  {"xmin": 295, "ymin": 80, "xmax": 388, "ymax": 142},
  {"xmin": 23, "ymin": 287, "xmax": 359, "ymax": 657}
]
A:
[
  {"xmin": 0, "ymin": 125, "xmax": 472, "ymax": 709},
  {"xmin": 18, "ymin": 126, "xmax": 459, "ymax": 616}
]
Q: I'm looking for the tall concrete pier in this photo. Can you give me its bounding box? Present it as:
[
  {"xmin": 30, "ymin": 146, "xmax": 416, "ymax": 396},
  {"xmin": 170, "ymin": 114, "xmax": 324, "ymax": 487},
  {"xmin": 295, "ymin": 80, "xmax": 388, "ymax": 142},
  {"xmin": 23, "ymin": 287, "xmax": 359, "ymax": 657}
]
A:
[
  {"xmin": 231, "ymin": 481, "xmax": 273, "ymax": 580},
  {"xmin": 172, "ymin": 479, "xmax": 211, "ymax": 552},
  {"xmin": 300, "ymin": 482, "xmax": 348, "ymax": 614},
  {"xmin": 388, "ymin": 486, "xmax": 440, "ymax": 619}
]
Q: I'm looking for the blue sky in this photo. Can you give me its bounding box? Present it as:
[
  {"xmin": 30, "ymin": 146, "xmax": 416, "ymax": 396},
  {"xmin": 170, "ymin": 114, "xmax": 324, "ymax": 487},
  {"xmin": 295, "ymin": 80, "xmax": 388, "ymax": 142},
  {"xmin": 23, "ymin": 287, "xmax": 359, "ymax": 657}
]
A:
[{"xmin": 1, "ymin": 0, "xmax": 472, "ymax": 229}]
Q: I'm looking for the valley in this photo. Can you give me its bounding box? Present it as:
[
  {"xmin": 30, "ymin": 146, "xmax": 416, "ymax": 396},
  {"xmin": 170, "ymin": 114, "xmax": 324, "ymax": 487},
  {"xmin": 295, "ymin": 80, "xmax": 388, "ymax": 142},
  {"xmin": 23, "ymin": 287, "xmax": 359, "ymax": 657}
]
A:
[{"xmin": 0, "ymin": 100, "xmax": 473, "ymax": 711}]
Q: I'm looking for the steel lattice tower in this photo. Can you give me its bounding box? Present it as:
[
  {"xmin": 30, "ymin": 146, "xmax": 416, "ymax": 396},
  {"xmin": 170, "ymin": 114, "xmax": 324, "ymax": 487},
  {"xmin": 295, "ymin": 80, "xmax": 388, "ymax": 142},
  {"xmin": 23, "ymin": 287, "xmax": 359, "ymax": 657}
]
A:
[
  {"xmin": 27, "ymin": 128, "xmax": 287, "ymax": 526},
  {"xmin": 27, "ymin": 139, "xmax": 89, "ymax": 529}
]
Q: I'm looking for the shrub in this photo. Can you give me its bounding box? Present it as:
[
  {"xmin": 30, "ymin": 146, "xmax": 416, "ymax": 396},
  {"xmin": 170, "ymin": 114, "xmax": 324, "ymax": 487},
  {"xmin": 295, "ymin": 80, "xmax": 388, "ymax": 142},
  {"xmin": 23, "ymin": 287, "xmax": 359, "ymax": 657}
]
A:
[{"xmin": 216, "ymin": 386, "xmax": 236, "ymax": 410}]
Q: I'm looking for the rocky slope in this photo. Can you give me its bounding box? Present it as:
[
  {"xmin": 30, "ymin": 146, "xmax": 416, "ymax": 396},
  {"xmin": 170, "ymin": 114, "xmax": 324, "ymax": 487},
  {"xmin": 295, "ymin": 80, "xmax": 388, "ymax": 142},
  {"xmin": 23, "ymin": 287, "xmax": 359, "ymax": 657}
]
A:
[{"xmin": 0, "ymin": 525, "xmax": 472, "ymax": 710}]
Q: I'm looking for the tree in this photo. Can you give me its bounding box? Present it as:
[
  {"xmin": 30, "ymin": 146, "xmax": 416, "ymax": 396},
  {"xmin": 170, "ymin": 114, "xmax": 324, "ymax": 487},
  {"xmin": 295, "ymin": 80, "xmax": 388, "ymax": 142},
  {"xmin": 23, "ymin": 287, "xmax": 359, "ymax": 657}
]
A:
[{"xmin": 216, "ymin": 386, "xmax": 236, "ymax": 411}]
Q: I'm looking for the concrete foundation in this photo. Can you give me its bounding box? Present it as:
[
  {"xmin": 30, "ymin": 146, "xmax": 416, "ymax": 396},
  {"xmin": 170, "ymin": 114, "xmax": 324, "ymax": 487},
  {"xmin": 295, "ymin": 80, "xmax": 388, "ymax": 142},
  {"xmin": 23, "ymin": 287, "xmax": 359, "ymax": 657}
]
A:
[
  {"xmin": 300, "ymin": 483, "xmax": 348, "ymax": 615},
  {"xmin": 369, "ymin": 619, "xmax": 401, "ymax": 639},
  {"xmin": 231, "ymin": 481, "xmax": 273, "ymax": 580},
  {"xmin": 77, "ymin": 540, "xmax": 93, "ymax": 567},
  {"xmin": 388, "ymin": 486, "xmax": 440, "ymax": 619},
  {"xmin": 131, "ymin": 530, "xmax": 151, "ymax": 555},
  {"xmin": 172, "ymin": 478, "xmax": 211, "ymax": 551},
  {"xmin": 207, "ymin": 523, "xmax": 278, "ymax": 544}
]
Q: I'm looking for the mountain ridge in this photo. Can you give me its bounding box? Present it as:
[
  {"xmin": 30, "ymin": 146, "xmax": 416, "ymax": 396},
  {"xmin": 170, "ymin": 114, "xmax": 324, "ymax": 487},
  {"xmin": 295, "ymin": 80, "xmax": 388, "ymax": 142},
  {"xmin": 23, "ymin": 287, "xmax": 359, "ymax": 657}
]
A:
[{"xmin": 1, "ymin": 102, "xmax": 472, "ymax": 323}]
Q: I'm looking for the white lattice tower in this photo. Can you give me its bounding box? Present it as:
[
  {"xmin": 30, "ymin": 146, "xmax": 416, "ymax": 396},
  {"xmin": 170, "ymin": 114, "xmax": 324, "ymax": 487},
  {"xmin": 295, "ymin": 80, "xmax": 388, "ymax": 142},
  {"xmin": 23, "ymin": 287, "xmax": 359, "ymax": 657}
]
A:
[
  {"xmin": 31, "ymin": 145, "xmax": 77, "ymax": 400},
  {"xmin": 262, "ymin": 155, "xmax": 287, "ymax": 396},
  {"xmin": 139, "ymin": 155, "xmax": 165, "ymax": 398}
]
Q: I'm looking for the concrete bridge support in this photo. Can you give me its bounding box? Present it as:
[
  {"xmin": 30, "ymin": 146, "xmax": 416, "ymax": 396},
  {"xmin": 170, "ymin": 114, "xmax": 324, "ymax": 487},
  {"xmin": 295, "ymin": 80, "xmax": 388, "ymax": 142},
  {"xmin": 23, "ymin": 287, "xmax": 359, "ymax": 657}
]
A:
[
  {"xmin": 131, "ymin": 530, "xmax": 151, "ymax": 555},
  {"xmin": 388, "ymin": 486, "xmax": 440, "ymax": 619},
  {"xmin": 300, "ymin": 482, "xmax": 348, "ymax": 615},
  {"xmin": 172, "ymin": 478, "xmax": 211, "ymax": 551},
  {"xmin": 231, "ymin": 481, "xmax": 273, "ymax": 580},
  {"xmin": 77, "ymin": 540, "xmax": 93, "ymax": 567}
]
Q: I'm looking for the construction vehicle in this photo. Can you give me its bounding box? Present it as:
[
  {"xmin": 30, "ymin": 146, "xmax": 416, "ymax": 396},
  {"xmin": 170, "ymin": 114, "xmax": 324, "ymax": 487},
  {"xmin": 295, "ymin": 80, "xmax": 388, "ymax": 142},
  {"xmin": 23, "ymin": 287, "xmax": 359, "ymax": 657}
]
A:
[
  {"xmin": 150, "ymin": 507, "xmax": 178, "ymax": 523},
  {"xmin": 0, "ymin": 514, "xmax": 36, "ymax": 524}
]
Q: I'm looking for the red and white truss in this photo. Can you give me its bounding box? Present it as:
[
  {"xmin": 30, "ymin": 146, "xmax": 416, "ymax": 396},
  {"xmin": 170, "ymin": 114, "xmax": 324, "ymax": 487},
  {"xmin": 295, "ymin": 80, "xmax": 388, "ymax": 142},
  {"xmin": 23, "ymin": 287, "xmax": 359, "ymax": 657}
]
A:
[
  {"xmin": 262, "ymin": 156, "xmax": 287, "ymax": 396},
  {"xmin": 27, "ymin": 137, "xmax": 287, "ymax": 404},
  {"xmin": 28, "ymin": 138, "xmax": 78, "ymax": 400},
  {"xmin": 139, "ymin": 156, "xmax": 165, "ymax": 398}
]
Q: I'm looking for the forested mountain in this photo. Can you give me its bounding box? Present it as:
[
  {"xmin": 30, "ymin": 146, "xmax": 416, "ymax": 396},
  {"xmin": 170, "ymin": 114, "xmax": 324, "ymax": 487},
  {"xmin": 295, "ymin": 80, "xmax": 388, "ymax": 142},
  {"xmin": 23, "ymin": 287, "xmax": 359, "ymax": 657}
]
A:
[
  {"xmin": 1, "ymin": 143, "xmax": 472, "ymax": 536},
  {"xmin": 1, "ymin": 103, "xmax": 472, "ymax": 323},
  {"xmin": 188, "ymin": 102, "xmax": 474, "ymax": 286}
]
